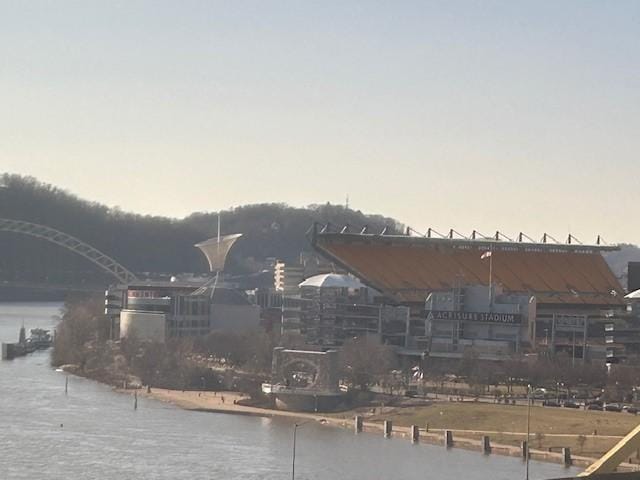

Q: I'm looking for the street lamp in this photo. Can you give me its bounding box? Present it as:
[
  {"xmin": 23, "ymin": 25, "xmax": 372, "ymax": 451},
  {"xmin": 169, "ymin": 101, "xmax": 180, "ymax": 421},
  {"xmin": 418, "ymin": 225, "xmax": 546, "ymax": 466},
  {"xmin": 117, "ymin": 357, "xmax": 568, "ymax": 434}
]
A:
[{"xmin": 292, "ymin": 420, "xmax": 311, "ymax": 480}]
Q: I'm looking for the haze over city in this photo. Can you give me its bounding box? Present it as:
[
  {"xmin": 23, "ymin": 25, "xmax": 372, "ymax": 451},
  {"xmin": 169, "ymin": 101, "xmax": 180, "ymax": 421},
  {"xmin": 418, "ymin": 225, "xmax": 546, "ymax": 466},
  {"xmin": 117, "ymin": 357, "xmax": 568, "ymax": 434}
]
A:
[{"xmin": 2, "ymin": 1, "xmax": 639, "ymax": 242}]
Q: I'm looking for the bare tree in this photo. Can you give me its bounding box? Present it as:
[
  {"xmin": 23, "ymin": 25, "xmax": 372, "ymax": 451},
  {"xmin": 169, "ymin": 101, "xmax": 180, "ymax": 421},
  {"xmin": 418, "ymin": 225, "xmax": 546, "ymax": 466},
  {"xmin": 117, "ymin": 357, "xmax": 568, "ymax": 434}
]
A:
[
  {"xmin": 194, "ymin": 328, "xmax": 274, "ymax": 373},
  {"xmin": 51, "ymin": 295, "xmax": 107, "ymax": 368},
  {"xmin": 339, "ymin": 336, "xmax": 397, "ymax": 391}
]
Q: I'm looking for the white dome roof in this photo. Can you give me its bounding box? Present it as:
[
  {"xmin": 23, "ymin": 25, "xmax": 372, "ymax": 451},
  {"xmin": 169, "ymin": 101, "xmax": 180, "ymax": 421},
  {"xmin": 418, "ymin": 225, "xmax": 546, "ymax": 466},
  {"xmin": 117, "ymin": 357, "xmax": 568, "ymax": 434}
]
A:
[
  {"xmin": 299, "ymin": 273, "xmax": 365, "ymax": 289},
  {"xmin": 625, "ymin": 289, "xmax": 640, "ymax": 299}
]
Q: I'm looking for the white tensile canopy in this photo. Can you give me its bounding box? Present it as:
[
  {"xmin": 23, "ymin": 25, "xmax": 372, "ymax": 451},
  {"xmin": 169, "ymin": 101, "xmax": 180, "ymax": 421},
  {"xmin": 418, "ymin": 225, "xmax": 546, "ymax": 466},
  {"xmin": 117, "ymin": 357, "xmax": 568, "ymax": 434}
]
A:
[
  {"xmin": 195, "ymin": 233, "xmax": 243, "ymax": 272},
  {"xmin": 299, "ymin": 273, "xmax": 366, "ymax": 289}
]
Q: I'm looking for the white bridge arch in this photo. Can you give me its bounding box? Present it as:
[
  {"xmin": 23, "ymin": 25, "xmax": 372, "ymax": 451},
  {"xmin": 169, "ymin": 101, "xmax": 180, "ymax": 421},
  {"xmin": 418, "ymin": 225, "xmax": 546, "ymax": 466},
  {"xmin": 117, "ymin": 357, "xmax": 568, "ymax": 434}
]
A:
[{"xmin": 0, "ymin": 218, "xmax": 138, "ymax": 284}]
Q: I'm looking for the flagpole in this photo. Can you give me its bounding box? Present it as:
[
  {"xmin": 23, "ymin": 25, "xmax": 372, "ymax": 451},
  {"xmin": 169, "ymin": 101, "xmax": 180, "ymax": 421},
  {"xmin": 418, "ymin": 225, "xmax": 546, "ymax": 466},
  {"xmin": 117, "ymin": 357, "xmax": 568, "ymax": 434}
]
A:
[
  {"xmin": 488, "ymin": 245, "xmax": 493, "ymax": 310},
  {"xmin": 481, "ymin": 247, "xmax": 494, "ymax": 310},
  {"xmin": 526, "ymin": 384, "xmax": 531, "ymax": 480}
]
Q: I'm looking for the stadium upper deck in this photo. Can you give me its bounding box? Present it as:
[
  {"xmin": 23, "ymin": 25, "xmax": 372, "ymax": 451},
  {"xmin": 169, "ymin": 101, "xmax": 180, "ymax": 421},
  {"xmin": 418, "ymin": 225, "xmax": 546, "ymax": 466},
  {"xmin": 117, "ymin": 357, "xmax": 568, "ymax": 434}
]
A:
[{"xmin": 311, "ymin": 226, "xmax": 624, "ymax": 307}]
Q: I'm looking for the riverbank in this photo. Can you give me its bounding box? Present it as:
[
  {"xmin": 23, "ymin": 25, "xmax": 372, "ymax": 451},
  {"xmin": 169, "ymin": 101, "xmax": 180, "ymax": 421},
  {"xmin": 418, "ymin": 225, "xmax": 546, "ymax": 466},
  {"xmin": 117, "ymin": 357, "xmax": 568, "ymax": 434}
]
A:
[
  {"xmin": 3, "ymin": 302, "xmax": 585, "ymax": 480},
  {"xmin": 124, "ymin": 387, "xmax": 639, "ymax": 473}
]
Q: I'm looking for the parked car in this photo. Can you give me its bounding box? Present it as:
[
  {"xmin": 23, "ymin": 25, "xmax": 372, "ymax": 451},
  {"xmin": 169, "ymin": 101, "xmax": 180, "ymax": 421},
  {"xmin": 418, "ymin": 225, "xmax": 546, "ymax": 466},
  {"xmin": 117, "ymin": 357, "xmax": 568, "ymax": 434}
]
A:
[
  {"xmin": 604, "ymin": 403, "xmax": 623, "ymax": 412},
  {"xmin": 563, "ymin": 400, "xmax": 580, "ymax": 409},
  {"xmin": 623, "ymin": 406, "xmax": 638, "ymax": 414},
  {"xmin": 542, "ymin": 400, "xmax": 561, "ymax": 407},
  {"xmin": 587, "ymin": 403, "xmax": 603, "ymax": 411}
]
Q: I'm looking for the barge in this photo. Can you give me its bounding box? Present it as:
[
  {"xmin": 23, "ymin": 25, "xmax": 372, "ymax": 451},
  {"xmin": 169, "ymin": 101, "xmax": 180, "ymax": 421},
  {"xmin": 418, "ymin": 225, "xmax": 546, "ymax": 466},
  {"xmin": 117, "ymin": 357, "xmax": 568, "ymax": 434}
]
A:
[{"xmin": 1, "ymin": 326, "xmax": 52, "ymax": 360}]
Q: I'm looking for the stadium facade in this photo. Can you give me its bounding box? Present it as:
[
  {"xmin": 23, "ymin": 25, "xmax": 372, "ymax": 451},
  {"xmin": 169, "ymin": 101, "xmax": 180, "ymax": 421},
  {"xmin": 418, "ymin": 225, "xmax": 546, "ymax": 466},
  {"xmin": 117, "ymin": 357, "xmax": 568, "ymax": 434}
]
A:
[{"xmin": 311, "ymin": 224, "xmax": 625, "ymax": 361}]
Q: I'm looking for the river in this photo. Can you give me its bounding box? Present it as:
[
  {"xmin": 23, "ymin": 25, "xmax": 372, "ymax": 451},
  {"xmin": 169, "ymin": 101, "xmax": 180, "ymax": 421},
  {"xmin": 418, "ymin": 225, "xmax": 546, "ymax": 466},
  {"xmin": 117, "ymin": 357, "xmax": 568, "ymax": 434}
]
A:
[{"xmin": 0, "ymin": 303, "xmax": 578, "ymax": 480}]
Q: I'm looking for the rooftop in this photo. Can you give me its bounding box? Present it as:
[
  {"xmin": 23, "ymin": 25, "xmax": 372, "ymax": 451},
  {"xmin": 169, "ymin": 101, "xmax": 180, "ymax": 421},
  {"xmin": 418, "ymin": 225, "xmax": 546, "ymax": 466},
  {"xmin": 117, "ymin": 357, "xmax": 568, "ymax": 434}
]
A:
[{"xmin": 311, "ymin": 228, "xmax": 624, "ymax": 306}]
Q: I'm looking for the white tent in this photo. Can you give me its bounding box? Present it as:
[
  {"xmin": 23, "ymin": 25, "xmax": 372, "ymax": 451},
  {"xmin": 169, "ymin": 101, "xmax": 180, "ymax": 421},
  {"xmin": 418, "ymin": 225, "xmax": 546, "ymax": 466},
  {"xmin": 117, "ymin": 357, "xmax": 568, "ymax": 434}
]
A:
[{"xmin": 299, "ymin": 273, "xmax": 366, "ymax": 289}]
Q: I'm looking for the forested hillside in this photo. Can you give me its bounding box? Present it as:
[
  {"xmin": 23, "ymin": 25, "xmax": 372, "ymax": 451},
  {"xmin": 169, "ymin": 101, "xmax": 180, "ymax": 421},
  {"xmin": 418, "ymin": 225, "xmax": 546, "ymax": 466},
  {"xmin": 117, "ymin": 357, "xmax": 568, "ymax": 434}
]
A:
[
  {"xmin": 1, "ymin": 173, "xmax": 638, "ymax": 290},
  {"xmin": 0, "ymin": 174, "xmax": 402, "ymax": 285}
]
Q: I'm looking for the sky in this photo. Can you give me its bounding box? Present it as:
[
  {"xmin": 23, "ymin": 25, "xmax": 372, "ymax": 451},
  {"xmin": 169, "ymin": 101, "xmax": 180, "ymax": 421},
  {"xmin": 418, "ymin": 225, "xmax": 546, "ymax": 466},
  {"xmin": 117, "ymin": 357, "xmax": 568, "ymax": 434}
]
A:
[{"xmin": 1, "ymin": 1, "xmax": 639, "ymax": 243}]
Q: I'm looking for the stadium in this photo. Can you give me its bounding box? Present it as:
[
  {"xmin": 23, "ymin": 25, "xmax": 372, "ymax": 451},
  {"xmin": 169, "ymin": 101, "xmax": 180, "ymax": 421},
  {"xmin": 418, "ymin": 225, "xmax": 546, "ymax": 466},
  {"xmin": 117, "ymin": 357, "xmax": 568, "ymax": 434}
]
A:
[{"xmin": 310, "ymin": 224, "xmax": 625, "ymax": 361}]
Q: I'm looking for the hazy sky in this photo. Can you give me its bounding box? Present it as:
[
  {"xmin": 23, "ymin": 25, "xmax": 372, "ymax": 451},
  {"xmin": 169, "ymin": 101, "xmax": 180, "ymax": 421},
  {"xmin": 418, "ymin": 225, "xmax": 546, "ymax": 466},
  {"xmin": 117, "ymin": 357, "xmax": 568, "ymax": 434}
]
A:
[{"xmin": 1, "ymin": 1, "xmax": 639, "ymax": 243}]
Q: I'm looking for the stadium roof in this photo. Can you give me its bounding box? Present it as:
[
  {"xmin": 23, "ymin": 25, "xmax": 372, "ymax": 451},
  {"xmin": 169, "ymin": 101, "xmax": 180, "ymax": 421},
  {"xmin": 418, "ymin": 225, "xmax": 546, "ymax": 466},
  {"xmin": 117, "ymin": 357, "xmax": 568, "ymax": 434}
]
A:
[{"xmin": 311, "ymin": 229, "xmax": 624, "ymax": 306}]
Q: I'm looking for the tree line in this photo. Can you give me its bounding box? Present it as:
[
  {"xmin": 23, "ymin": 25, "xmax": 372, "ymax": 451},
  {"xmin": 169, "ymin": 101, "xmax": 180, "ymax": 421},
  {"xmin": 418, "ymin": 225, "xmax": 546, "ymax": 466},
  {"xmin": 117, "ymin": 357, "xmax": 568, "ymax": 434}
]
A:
[
  {"xmin": 2, "ymin": 173, "xmax": 637, "ymax": 291},
  {"xmin": 0, "ymin": 173, "xmax": 402, "ymax": 286},
  {"xmin": 51, "ymin": 296, "xmax": 398, "ymax": 394},
  {"xmin": 53, "ymin": 295, "xmax": 640, "ymax": 404}
]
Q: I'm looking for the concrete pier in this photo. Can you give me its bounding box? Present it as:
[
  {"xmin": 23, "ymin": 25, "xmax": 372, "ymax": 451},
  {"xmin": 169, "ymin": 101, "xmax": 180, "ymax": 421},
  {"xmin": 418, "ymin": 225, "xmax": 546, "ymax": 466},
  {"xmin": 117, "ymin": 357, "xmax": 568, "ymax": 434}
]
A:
[
  {"xmin": 410, "ymin": 425, "xmax": 419, "ymax": 444},
  {"xmin": 354, "ymin": 415, "xmax": 363, "ymax": 434},
  {"xmin": 384, "ymin": 420, "xmax": 392, "ymax": 438},
  {"xmin": 482, "ymin": 435, "xmax": 491, "ymax": 454},
  {"xmin": 444, "ymin": 430, "xmax": 453, "ymax": 448},
  {"xmin": 563, "ymin": 447, "xmax": 572, "ymax": 467}
]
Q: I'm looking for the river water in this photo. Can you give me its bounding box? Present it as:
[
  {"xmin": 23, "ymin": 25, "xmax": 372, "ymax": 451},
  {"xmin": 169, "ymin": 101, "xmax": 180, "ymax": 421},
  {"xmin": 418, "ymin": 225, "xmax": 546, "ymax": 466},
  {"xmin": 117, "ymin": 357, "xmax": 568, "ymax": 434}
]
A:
[{"xmin": 0, "ymin": 303, "xmax": 578, "ymax": 480}]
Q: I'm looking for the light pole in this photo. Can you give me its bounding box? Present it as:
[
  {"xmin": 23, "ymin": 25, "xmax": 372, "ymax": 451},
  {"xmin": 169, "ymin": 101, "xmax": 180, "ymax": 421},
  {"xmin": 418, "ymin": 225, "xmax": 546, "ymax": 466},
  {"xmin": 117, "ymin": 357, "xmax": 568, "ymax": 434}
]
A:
[
  {"xmin": 526, "ymin": 384, "xmax": 531, "ymax": 480},
  {"xmin": 292, "ymin": 420, "xmax": 311, "ymax": 480}
]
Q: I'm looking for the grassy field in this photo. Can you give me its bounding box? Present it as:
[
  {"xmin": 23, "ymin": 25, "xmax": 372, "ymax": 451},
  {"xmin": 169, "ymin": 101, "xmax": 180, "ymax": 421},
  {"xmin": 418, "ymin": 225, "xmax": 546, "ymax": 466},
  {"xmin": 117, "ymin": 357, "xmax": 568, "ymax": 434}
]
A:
[{"xmin": 360, "ymin": 402, "xmax": 640, "ymax": 458}]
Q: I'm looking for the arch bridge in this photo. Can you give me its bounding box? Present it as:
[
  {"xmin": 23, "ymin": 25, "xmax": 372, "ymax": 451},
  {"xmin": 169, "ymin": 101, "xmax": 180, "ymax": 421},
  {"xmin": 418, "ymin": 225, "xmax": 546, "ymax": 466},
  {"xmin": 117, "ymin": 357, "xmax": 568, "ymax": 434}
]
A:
[{"xmin": 0, "ymin": 218, "xmax": 138, "ymax": 284}]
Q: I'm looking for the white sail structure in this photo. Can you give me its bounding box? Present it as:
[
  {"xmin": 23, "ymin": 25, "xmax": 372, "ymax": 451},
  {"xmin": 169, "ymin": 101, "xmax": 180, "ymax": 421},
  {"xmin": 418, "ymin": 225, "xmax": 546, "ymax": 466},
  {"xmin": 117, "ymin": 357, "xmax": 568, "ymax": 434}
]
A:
[{"xmin": 194, "ymin": 233, "xmax": 243, "ymax": 273}]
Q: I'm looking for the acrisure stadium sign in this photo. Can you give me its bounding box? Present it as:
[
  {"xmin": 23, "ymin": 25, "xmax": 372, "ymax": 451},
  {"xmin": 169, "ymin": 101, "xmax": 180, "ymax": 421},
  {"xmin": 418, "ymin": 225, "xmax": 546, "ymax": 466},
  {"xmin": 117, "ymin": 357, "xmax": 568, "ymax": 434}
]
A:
[{"xmin": 426, "ymin": 310, "xmax": 522, "ymax": 325}]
